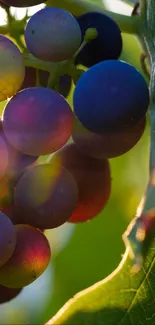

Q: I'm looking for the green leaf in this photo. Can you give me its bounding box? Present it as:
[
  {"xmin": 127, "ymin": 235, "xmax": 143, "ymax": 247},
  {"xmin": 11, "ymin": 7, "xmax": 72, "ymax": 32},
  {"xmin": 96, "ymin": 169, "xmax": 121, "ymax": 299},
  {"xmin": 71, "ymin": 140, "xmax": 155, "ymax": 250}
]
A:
[{"xmin": 47, "ymin": 235, "xmax": 155, "ymax": 325}]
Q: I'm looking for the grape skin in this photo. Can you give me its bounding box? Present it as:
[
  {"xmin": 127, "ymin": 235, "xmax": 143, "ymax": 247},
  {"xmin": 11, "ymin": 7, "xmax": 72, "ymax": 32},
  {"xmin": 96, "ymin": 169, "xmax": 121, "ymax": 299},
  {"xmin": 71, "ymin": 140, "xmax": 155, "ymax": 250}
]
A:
[
  {"xmin": 73, "ymin": 60, "xmax": 149, "ymax": 134},
  {"xmin": 49, "ymin": 143, "xmax": 111, "ymax": 223},
  {"xmin": 0, "ymin": 121, "xmax": 38, "ymax": 179},
  {"xmin": 72, "ymin": 116, "xmax": 146, "ymax": 159},
  {"xmin": 0, "ymin": 225, "xmax": 51, "ymax": 288},
  {"xmin": 1, "ymin": 0, "xmax": 46, "ymax": 7},
  {"xmin": 0, "ymin": 136, "xmax": 8, "ymax": 180},
  {"xmin": 24, "ymin": 7, "xmax": 82, "ymax": 62},
  {"xmin": 0, "ymin": 285, "xmax": 22, "ymax": 304},
  {"xmin": 76, "ymin": 12, "xmax": 122, "ymax": 67},
  {"xmin": 0, "ymin": 211, "xmax": 16, "ymax": 268},
  {"xmin": 0, "ymin": 35, "xmax": 25, "ymax": 101},
  {"xmin": 2, "ymin": 87, "xmax": 73, "ymax": 156},
  {"xmin": 13, "ymin": 163, "xmax": 79, "ymax": 229}
]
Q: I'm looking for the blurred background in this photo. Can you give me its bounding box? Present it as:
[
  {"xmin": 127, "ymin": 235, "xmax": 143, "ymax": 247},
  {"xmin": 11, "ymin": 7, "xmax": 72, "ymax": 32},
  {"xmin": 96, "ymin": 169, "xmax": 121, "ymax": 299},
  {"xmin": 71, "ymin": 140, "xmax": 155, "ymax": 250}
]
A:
[{"xmin": 0, "ymin": 0, "xmax": 150, "ymax": 324}]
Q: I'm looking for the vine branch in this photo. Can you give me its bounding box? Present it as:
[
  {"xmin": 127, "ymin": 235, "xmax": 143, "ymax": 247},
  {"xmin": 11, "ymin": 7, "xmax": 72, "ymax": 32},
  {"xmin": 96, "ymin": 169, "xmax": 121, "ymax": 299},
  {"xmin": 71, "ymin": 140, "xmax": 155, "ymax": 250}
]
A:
[{"xmin": 46, "ymin": 0, "xmax": 142, "ymax": 34}]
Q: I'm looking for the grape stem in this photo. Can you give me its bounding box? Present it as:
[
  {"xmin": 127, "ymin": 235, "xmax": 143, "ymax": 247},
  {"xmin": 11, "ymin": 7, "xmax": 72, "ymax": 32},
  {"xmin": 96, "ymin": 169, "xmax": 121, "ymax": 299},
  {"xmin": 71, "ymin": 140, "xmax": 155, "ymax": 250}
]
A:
[{"xmin": 46, "ymin": 0, "xmax": 142, "ymax": 34}]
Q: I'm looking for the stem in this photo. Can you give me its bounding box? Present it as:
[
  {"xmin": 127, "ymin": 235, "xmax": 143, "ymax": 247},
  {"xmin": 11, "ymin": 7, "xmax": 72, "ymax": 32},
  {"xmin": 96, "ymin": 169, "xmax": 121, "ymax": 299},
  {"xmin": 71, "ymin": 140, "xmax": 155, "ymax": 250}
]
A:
[
  {"xmin": 123, "ymin": 0, "xmax": 155, "ymax": 271},
  {"xmin": 46, "ymin": 0, "xmax": 142, "ymax": 34}
]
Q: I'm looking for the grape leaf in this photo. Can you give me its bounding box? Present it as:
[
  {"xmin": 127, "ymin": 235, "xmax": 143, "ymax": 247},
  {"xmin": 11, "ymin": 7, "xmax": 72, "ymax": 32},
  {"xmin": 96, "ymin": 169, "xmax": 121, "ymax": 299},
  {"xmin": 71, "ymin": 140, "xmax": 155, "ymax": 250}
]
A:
[{"xmin": 47, "ymin": 234, "xmax": 155, "ymax": 325}]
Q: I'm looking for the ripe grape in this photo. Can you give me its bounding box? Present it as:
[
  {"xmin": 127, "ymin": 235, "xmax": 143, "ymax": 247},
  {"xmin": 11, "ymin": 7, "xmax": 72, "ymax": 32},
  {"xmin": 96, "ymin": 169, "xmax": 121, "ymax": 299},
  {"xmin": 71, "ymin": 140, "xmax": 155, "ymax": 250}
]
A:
[
  {"xmin": 49, "ymin": 143, "xmax": 111, "ymax": 223},
  {"xmin": 72, "ymin": 116, "xmax": 146, "ymax": 159},
  {"xmin": 24, "ymin": 7, "xmax": 82, "ymax": 62},
  {"xmin": 76, "ymin": 12, "xmax": 122, "ymax": 67},
  {"xmin": 2, "ymin": 87, "xmax": 73, "ymax": 156},
  {"xmin": 0, "ymin": 119, "xmax": 38, "ymax": 179},
  {"xmin": 0, "ymin": 35, "xmax": 25, "ymax": 101},
  {"xmin": 73, "ymin": 60, "xmax": 149, "ymax": 134},
  {"xmin": 0, "ymin": 136, "xmax": 8, "ymax": 180},
  {"xmin": 0, "ymin": 211, "xmax": 16, "ymax": 268},
  {"xmin": 0, "ymin": 225, "xmax": 51, "ymax": 288},
  {"xmin": 13, "ymin": 163, "xmax": 78, "ymax": 229},
  {"xmin": 0, "ymin": 176, "xmax": 13, "ymax": 213},
  {"xmin": 1, "ymin": 0, "xmax": 47, "ymax": 7},
  {"xmin": 20, "ymin": 67, "xmax": 72, "ymax": 98},
  {"xmin": 0, "ymin": 285, "xmax": 22, "ymax": 304}
]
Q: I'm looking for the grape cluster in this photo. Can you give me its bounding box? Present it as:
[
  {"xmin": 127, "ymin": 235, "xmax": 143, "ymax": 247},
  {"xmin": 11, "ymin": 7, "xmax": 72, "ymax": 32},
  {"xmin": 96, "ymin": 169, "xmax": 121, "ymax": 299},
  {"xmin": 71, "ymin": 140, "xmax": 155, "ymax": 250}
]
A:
[{"xmin": 0, "ymin": 1, "xmax": 149, "ymax": 302}]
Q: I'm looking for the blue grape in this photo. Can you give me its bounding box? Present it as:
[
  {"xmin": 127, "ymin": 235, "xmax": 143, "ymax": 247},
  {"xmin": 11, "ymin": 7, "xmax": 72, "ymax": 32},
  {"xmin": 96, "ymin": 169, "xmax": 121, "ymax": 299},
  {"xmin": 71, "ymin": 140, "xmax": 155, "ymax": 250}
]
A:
[
  {"xmin": 24, "ymin": 7, "xmax": 82, "ymax": 62},
  {"xmin": 0, "ymin": 211, "xmax": 16, "ymax": 268},
  {"xmin": 1, "ymin": 0, "xmax": 47, "ymax": 7},
  {"xmin": 76, "ymin": 12, "xmax": 122, "ymax": 67},
  {"xmin": 13, "ymin": 163, "xmax": 78, "ymax": 229},
  {"xmin": 0, "ymin": 35, "xmax": 25, "ymax": 101},
  {"xmin": 73, "ymin": 60, "xmax": 149, "ymax": 134},
  {"xmin": 2, "ymin": 87, "xmax": 73, "ymax": 156},
  {"xmin": 0, "ymin": 225, "xmax": 51, "ymax": 288},
  {"xmin": 72, "ymin": 116, "xmax": 146, "ymax": 159}
]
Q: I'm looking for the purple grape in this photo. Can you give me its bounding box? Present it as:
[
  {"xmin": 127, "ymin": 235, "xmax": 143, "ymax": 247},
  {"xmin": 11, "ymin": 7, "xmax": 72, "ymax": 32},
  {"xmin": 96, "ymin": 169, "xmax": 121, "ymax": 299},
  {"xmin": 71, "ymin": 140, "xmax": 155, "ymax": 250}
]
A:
[
  {"xmin": 2, "ymin": 87, "xmax": 73, "ymax": 156},
  {"xmin": 13, "ymin": 163, "xmax": 79, "ymax": 229},
  {"xmin": 49, "ymin": 143, "xmax": 111, "ymax": 223},
  {"xmin": 0, "ymin": 211, "xmax": 16, "ymax": 268},
  {"xmin": 24, "ymin": 7, "xmax": 82, "ymax": 62},
  {"xmin": 0, "ymin": 225, "xmax": 51, "ymax": 288}
]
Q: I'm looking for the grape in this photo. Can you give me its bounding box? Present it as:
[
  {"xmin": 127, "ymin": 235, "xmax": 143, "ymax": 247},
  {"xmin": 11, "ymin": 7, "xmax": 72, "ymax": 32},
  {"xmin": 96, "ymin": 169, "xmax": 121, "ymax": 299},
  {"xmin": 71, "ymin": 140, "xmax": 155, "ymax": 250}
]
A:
[
  {"xmin": 2, "ymin": 87, "xmax": 73, "ymax": 156},
  {"xmin": 0, "ymin": 211, "xmax": 16, "ymax": 268},
  {"xmin": 1, "ymin": 0, "xmax": 47, "ymax": 7},
  {"xmin": 20, "ymin": 67, "xmax": 72, "ymax": 98},
  {"xmin": 75, "ymin": 12, "xmax": 122, "ymax": 67},
  {"xmin": 0, "ymin": 285, "xmax": 22, "ymax": 304},
  {"xmin": 0, "ymin": 119, "xmax": 38, "ymax": 180},
  {"xmin": 0, "ymin": 136, "xmax": 8, "ymax": 180},
  {"xmin": 13, "ymin": 163, "xmax": 78, "ymax": 229},
  {"xmin": 72, "ymin": 116, "xmax": 146, "ymax": 159},
  {"xmin": 55, "ymin": 75, "xmax": 72, "ymax": 98},
  {"xmin": 0, "ymin": 35, "xmax": 25, "ymax": 101},
  {"xmin": 49, "ymin": 143, "xmax": 111, "ymax": 223},
  {"xmin": 0, "ymin": 1, "xmax": 9, "ymax": 8},
  {"xmin": 0, "ymin": 225, "xmax": 51, "ymax": 288},
  {"xmin": 73, "ymin": 60, "xmax": 149, "ymax": 134},
  {"xmin": 0, "ymin": 176, "xmax": 13, "ymax": 212},
  {"xmin": 24, "ymin": 7, "xmax": 82, "ymax": 62}
]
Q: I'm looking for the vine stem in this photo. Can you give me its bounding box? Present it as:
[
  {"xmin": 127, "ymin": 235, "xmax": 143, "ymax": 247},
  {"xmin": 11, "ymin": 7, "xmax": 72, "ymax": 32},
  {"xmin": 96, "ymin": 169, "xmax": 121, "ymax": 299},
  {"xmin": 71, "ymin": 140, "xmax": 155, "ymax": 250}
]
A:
[
  {"xmin": 46, "ymin": 0, "xmax": 142, "ymax": 34},
  {"xmin": 123, "ymin": 0, "xmax": 155, "ymax": 271}
]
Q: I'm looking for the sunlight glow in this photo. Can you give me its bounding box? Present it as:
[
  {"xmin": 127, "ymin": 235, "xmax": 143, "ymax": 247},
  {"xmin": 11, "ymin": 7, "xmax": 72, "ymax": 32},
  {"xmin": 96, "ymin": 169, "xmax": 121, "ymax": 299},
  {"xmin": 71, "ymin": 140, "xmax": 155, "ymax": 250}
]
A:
[{"xmin": 103, "ymin": 0, "xmax": 133, "ymax": 15}]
